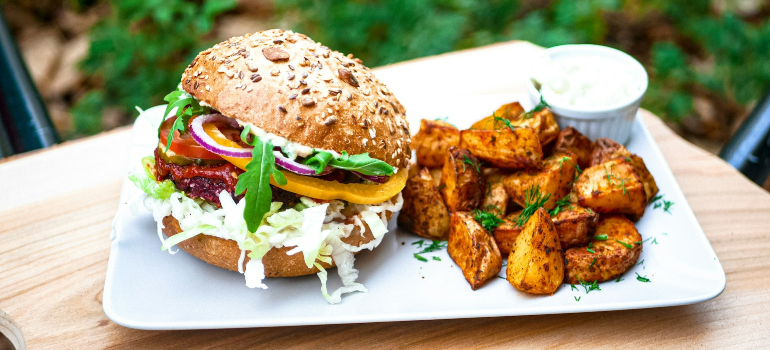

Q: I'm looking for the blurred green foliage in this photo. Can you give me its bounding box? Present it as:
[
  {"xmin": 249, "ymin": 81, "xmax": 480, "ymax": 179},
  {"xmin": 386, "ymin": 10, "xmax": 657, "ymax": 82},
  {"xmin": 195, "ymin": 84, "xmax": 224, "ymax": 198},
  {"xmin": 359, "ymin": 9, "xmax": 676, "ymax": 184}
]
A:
[
  {"xmin": 71, "ymin": 0, "xmax": 770, "ymax": 137},
  {"xmin": 72, "ymin": 0, "xmax": 235, "ymax": 135}
]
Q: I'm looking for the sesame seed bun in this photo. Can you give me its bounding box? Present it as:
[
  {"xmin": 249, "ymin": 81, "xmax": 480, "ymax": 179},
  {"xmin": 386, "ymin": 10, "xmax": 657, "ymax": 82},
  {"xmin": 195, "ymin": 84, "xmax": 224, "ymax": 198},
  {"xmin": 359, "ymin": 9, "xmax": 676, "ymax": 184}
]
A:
[
  {"xmin": 180, "ymin": 29, "xmax": 411, "ymax": 168},
  {"xmin": 162, "ymin": 211, "xmax": 392, "ymax": 277}
]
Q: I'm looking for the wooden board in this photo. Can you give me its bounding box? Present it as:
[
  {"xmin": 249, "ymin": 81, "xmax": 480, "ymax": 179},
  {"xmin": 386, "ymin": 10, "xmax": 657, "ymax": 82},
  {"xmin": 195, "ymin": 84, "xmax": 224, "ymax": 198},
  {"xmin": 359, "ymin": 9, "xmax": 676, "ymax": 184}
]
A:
[{"xmin": 1, "ymin": 41, "xmax": 769, "ymax": 349}]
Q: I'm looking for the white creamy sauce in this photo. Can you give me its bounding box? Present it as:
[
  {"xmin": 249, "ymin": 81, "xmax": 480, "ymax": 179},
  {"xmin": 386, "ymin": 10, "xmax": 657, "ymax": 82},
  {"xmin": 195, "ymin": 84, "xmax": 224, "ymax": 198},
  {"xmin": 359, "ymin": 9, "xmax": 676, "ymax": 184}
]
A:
[
  {"xmin": 238, "ymin": 121, "xmax": 341, "ymax": 160},
  {"xmin": 531, "ymin": 56, "xmax": 642, "ymax": 109}
]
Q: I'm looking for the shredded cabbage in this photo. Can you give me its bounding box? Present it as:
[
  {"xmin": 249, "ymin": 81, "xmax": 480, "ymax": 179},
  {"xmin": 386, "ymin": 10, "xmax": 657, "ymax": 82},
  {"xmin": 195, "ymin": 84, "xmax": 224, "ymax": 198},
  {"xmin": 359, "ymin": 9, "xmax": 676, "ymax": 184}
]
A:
[{"xmin": 133, "ymin": 155, "xmax": 404, "ymax": 304}]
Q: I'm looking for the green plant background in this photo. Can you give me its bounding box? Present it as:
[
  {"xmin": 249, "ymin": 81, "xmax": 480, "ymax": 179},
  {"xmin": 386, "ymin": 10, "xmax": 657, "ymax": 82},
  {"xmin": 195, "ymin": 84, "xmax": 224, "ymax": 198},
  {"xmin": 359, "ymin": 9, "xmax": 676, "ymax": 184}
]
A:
[{"xmin": 70, "ymin": 0, "xmax": 770, "ymax": 142}]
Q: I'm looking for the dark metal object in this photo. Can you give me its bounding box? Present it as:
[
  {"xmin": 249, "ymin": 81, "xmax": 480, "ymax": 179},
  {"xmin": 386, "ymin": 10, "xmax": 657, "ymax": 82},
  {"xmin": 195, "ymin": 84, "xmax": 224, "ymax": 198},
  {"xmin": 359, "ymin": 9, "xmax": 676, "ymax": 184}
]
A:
[
  {"xmin": 0, "ymin": 9, "xmax": 60, "ymax": 158},
  {"xmin": 719, "ymin": 92, "xmax": 770, "ymax": 186}
]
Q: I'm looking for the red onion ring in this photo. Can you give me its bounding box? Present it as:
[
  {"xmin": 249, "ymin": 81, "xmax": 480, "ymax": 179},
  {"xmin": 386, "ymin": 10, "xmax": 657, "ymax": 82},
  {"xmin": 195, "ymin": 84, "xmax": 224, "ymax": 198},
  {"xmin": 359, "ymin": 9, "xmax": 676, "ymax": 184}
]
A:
[
  {"xmin": 352, "ymin": 171, "xmax": 389, "ymax": 183},
  {"xmin": 189, "ymin": 114, "xmax": 253, "ymax": 158},
  {"xmin": 274, "ymin": 151, "xmax": 334, "ymax": 176}
]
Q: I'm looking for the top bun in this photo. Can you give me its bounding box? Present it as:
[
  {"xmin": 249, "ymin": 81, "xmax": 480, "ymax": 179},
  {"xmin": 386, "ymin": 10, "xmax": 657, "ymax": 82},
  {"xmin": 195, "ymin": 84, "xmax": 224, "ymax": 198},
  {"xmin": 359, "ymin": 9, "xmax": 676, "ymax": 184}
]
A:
[{"xmin": 181, "ymin": 29, "xmax": 411, "ymax": 168}]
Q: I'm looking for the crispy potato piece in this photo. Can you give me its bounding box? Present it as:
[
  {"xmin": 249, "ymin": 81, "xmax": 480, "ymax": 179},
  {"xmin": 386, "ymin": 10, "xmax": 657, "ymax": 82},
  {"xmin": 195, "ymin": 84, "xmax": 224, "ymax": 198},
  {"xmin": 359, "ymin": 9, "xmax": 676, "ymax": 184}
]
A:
[
  {"xmin": 503, "ymin": 152, "xmax": 577, "ymax": 210},
  {"xmin": 460, "ymin": 128, "xmax": 542, "ymax": 169},
  {"xmin": 398, "ymin": 168, "xmax": 451, "ymax": 240},
  {"xmin": 553, "ymin": 127, "xmax": 592, "ymax": 169},
  {"xmin": 493, "ymin": 211, "xmax": 523, "ymax": 255},
  {"xmin": 510, "ymin": 108, "xmax": 560, "ymax": 146},
  {"xmin": 481, "ymin": 172, "xmax": 509, "ymax": 216},
  {"xmin": 440, "ymin": 147, "xmax": 484, "ymax": 212},
  {"xmin": 448, "ymin": 212, "xmax": 503, "ymax": 290},
  {"xmin": 429, "ymin": 168, "xmax": 442, "ymax": 186},
  {"xmin": 574, "ymin": 158, "xmax": 646, "ymax": 220},
  {"xmin": 506, "ymin": 208, "xmax": 564, "ymax": 294},
  {"xmin": 589, "ymin": 138, "xmax": 631, "ymax": 167},
  {"xmin": 588, "ymin": 138, "xmax": 658, "ymax": 203},
  {"xmin": 552, "ymin": 205, "xmax": 598, "ymax": 249},
  {"xmin": 412, "ymin": 119, "xmax": 460, "ymax": 168},
  {"xmin": 564, "ymin": 215, "xmax": 642, "ymax": 284},
  {"xmin": 470, "ymin": 102, "xmax": 525, "ymax": 130}
]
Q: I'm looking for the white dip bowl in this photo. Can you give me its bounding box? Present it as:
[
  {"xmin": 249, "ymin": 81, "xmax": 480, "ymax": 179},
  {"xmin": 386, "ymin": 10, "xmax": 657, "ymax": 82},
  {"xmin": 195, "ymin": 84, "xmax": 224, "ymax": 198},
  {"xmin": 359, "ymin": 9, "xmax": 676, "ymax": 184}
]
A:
[{"xmin": 526, "ymin": 44, "xmax": 648, "ymax": 144}]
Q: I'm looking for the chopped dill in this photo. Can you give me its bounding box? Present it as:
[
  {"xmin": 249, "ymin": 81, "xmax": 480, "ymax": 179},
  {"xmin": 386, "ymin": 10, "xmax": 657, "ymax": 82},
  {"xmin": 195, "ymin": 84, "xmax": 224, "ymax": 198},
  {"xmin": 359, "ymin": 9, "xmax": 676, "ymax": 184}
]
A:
[
  {"xmin": 516, "ymin": 185, "xmax": 551, "ymax": 227},
  {"xmin": 472, "ymin": 209, "xmax": 505, "ymax": 232}
]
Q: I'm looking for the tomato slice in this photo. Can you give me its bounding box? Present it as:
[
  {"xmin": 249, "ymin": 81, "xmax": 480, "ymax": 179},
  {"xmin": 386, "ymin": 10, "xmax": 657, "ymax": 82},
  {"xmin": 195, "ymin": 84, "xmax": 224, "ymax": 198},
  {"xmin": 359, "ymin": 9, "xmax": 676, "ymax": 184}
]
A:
[
  {"xmin": 201, "ymin": 123, "xmax": 407, "ymax": 204},
  {"xmin": 159, "ymin": 117, "xmax": 223, "ymax": 160}
]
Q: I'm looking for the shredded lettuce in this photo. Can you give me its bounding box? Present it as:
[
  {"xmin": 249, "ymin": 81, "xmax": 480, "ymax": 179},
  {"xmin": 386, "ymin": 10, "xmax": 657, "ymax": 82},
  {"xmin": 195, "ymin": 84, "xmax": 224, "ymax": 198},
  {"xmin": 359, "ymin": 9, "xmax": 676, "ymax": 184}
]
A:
[{"xmin": 129, "ymin": 156, "xmax": 176, "ymax": 200}]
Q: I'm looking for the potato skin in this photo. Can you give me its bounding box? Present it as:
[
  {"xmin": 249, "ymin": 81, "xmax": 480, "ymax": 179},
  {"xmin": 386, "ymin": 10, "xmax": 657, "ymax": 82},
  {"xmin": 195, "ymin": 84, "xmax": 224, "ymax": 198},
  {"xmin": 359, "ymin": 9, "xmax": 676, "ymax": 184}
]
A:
[
  {"xmin": 588, "ymin": 138, "xmax": 658, "ymax": 203},
  {"xmin": 440, "ymin": 147, "xmax": 485, "ymax": 212},
  {"xmin": 510, "ymin": 108, "xmax": 560, "ymax": 146},
  {"xmin": 503, "ymin": 152, "xmax": 577, "ymax": 210},
  {"xmin": 627, "ymin": 154, "xmax": 659, "ymax": 203},
  {"xmin": 552, "ymin": 205, "xmax": 598, "ymax": 249},
  {"xmin": 506, "ymin": 208, "xmax": 564, "ymax": 295},
  {"xmin": 448, "ymin": 212, "xmax": 503, "ymax": 290},
  {"xmin": 481, "ymin": 171, "xmax": 509, "ymax": 216},
  {"xmin": 470, "ymin": 102, "xmax": 525, "ymax": 130},
  {"xmin": 553, "ymin": 127, "xmax": 592, "ymax": 169},
  {"xmin": 412, "ymin": 119, "xmax": 460, "ymax": 168},
  {"xmin": 493, "ymin": 211, "xmax": 524, "ymax": 255},
  {"xmin": 564, "ymin": 215, "xmax": 642, "ymax": 284},
  {"xmin": 574, "ymin": 158, "xmax": 647, "ymax": 220},
  {"xmin": 460, "ymin": 128, "xmax": 542, "ymax": 169},
  {"xmin": 398, "ymin": 168, "xmax": 451, "ymax": 240}
]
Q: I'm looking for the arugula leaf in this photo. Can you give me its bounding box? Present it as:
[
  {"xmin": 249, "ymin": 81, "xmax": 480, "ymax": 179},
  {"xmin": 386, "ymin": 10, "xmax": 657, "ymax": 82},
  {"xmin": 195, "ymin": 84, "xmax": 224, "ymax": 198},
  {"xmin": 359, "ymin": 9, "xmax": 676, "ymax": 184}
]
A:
[
  {"xmin": 235, "ymin": 138, "xmax": 286, "ymax": 232},
  {"xmin": 161, "ymin": 88, "xmax": 210, "ymax": 151},
  {"xmin": 303, "ymin": 151, "xmax": 394, "ymax": 176}
]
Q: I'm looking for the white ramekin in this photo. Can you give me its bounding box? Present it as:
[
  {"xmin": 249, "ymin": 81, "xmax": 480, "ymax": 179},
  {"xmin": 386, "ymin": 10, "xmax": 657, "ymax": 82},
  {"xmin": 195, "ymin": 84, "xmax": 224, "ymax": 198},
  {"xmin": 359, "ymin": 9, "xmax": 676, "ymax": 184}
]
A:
[{"xmin": 526, "ymin": 44, "xmax": 648, "ymax": 144}]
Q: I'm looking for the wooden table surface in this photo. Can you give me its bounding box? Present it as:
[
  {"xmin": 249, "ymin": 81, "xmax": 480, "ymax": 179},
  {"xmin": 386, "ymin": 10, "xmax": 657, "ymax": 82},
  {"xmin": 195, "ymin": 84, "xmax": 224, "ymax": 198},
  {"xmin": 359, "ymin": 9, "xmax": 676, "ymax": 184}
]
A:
[{"xmin": 1, "ymin": 41, "xmax": 769, "ymax": 349}]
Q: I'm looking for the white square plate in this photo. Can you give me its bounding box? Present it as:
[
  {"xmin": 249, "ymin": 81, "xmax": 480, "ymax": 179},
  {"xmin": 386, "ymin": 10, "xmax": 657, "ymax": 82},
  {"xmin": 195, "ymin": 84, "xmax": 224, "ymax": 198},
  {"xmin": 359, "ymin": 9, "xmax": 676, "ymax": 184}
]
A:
[{"xmin": 103, "ymin": 94, "xmax": 725, "ymax": 330}]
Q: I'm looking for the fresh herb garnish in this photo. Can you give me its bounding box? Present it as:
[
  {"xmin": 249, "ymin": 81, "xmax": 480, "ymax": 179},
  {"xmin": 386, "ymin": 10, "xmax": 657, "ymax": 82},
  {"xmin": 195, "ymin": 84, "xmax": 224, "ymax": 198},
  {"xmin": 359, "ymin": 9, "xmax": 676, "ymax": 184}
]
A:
[
  {"xmin": 571, "ymin": 284, "xmax": 578, "ymax": 291},
  {"xmin": 652, "ymin": 237, "xmax": 659, "ymax": 245},
  {"xmin": 235, "ymin": 138, "xmax": 288, "ymax": 232},
  {"xmin": 493, "ymin": 116, "xmax": 516, "ymax": 131},
  {"xmin": 462, "ymin": 154, "xmax": 482, "ymax": 173},
  {"xmin": 587, "ymin": 248, "xmax": 595, "ymax": 254},
  {"xmin": 574, "ymin": 296, "xmax": 581, "ymax": 302},
  {"xmin": 549, "ymin": 195, "xmax": 571, "ymax": 216},
  {"xmin": 593, "ymin": 234, "xmax": 608, "ymax": 241},
  {"xmin": 637, "ymin": 259, "xmax": 645, "ymax": 266},
  {"xmin": 615, "ymin": 239, "xmax": 634, "ymax": 249},
  {"xmin": 635, "ymin": 273, "xmax": 651, "ymax": 282},
  {"xmin": 650, "ymin": 194, "xmax": 675, "ymax": 214},
  {"xmin": 589, "ymin": 257, "xmax": 597, "ymax": 267},
  {"xmin": 414, "ymin": 254, "xmax": 428, "ymax": 262},
  {"xmin": 635, "ymin": 237, "xmax": 653, "ymax": 245},
  {"xmin": 161, "ymin": 88, "xmax": 210, "ymax": 151},
  {"xmin": 663, "ymin": 200, "xmax": 675, "ymax": 214},
  {"xmin": 413, "ymin": 240, "xmax": 448, "ymax": 262},
  {"xmin": 520, "ymin": 94, "xmax": 549, "ymax": 119},
  {"xmin": 576, "ymin": 277, "xmax": 601, "ymax": 294},
  {"xmin": 472, "ymin": 209, "xmax": 504, "ymax": 232},
  {"xmin": 615, "ymin": 277, "xmax": 624, "ymax": 282},
  {"xmin": 516, "ymin": 185, "xmax": 551, "ymax": 227},
  {"xmin": 303, "ymin": 150, "xmax": 394, "ymax": 176},
  {"xmin": 432, "ymin": 256, "xmax": 441, "ymax": 261}
]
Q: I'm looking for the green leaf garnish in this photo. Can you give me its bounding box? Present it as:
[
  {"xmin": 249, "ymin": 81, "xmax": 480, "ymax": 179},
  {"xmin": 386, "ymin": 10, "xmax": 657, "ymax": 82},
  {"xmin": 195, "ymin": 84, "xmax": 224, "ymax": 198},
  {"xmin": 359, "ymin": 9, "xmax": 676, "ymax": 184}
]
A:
[
  {"xmin": 616, "ymin": 239, "xmax": 634, "ymax": 249},
  {"xmin": 516, "ymin": 185, "xmax": 551, "ymax": 227},
  {"xmin": 303, "ymin": 151, "xmax": 394, "ymax": 176},
  {"xmin": 413, "ymin": 240, "xmax": 447, "ymax": 262},
  {"xmin": 576, "ymin": 277, "xmax": 601, "ymax": 294},
  {"xmin": 520, "ymin": 94, "xmax": 549, "ymax": 119},
  {"xmin": 593, "ymin": 234, "xmax": 608, "ymax": 241},
  {"xmin": 161, "ymin": 88, "xmax": 210, "ymax": 151},
  {"xmin": 472, "ymin": 209, "xmax": 504, "ymax": 232},
  {"xmin": 414, "ymin": 254, "xmax": 428, "ymax": 262},
  {"xmin": 432, "ymin": 256, "xmax": 441, "ymax": 261},
  {"xmin": 462, "ymin": 154, "xmax": 482, "ymax": 173},
  {"xmin": 636, "ymin": 272, "xmax": 651, "ymax": 282},
  {"xmin": 548, "ymin": 195, "xmax": 571, "ymax": 216},
  {"xmin": 235, "ymin": 138, "xmax": 284, "ymax": 232}
]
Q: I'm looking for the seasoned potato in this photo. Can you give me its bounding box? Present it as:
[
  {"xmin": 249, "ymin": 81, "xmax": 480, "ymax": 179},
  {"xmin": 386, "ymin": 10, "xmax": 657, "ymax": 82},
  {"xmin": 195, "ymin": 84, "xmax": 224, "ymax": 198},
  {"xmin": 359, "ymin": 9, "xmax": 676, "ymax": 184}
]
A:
[
  {"xmin": 589, "ymin": 138, "xmax": 631, "ymax": 167},
  {"xmin": 440, "ymin": 147, "xmax": 485, "ymax": 212},
  {"xmin": 429, "ymin": 168, "xmax": 442, "ymax": 186},
  {"xmin": 503, "ymin": 152, "xmax": 577, "ymax": 210},
  {"xmin": 412, "ymin": 119, "xmax": 460, "ymax": 168},
  {"xmin": 493, "ymin": 211, "xmax": 524, "ymax": 255},
  {"xmin": 470, "ymin": 102, "xmax": 525, "ymax": 130},
  {"xmin": 552, "ymin": 204, "xmax": 598, "ymax": 249},
  {"xmin": 506, "ymin": 208, "xmax": 564, "ymax": 294},
  {"xmin": 398, "ymin": 168, "xmax": 451, "ymax": 240},
  {"xmin": 588, "ymin": 138, "xmax": 658, "ymax": 203},
  {"xmin": 510, "ymin": 108, "xmax": 560, "ymax": 146},
  {"xmin": 448, "ymin": 212, "xmax": 503, "ymax": 290},
  {"xmin": 574, "ymin": 158, "xmax": 647, "ymax": 220},
  {"xmin": 459, "ymin": 128, "xmax": 542, "ymax": 169},
  {"xmin": 553, "ymin": 127, "xmax": 592, "ymax": 169},
  {"xmin": 481, "ymin": 171, "xmax": 509, "ymax": 216},
  {"xmin": 564, "ymin": 215, "xmax": 642, "ymax": 284}
]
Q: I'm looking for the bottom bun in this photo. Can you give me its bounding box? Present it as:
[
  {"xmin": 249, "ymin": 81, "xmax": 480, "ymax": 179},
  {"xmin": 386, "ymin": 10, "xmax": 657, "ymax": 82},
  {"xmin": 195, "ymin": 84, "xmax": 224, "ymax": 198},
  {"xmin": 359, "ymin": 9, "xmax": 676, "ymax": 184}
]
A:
[{"xmin": 162, "ymin": 211, "xmax": 392, "ymax": 277}]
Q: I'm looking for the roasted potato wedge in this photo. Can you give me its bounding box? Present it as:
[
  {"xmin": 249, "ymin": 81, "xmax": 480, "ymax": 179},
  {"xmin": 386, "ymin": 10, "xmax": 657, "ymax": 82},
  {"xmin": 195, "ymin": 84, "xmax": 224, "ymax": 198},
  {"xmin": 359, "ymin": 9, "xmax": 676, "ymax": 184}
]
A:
[
  {"xmin": 627, "ymin": 154, "xmax": 659, "ymax": 203},
  {"xmin": 553, "ymin": 127, "xmax": 592, "ymax": 169},
  {"xmin": 493, "ymin": 211, "xmax": 524, "ymax": 255},
  {"xmin": 412, "ymin": 119, "xmax": 460, "ymax": 168},
  {"xmin": 503, "ymin": 152, "xmax": 577, "ymax": 210},
  {"xmin": 506, "ymin": 208, "xmax": 564, "ymax": 294},
  {"xmin": 481, "ymin": 171, "xmax": 509, "ymax": 216},
  {"xmin": 552, "ymin": 204, "xmax": 599, "ymax": 249},
  {"xmin": 448, "ymin": 212, "xmax": 503, "ymax": 290},
  {"xmin": 470, "ymin": 102, "xmax": 525, "ymax": 130},
  {"xmin": 564, "ymin": 215, "xmax": 642, "ymax": 284},
  {"xmin": 440, "ymin": 147, "xmax": 485, "ymax": 212},
  {"xmin": 429, "ymin": 168, "xmax": 442, "ymax": 186},
  {"xmin": 460, "ymin": 128, "xmax": 542, "ymax": 169},
  {"xmin": 510, "ymin": 108, "xmax": 560, "ymax": 146},
  {"xmin": 574, "ymin": 158, "xmax": 647, "ymax": 220},
  {"xmin": 398, "ymin": 168, "xmax": 451, "ymax": 240},
  {"xmin": 589, "ymin": 137, "xmax": 631, "ymax": 167}
]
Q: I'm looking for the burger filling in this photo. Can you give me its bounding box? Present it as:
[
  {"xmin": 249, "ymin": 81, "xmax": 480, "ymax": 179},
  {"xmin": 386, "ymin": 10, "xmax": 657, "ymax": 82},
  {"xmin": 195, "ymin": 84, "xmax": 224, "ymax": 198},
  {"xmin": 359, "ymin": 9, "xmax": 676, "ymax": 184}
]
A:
[{"xmin": 130, "ymin": 89, "xmax": 407, "ymax": 304}]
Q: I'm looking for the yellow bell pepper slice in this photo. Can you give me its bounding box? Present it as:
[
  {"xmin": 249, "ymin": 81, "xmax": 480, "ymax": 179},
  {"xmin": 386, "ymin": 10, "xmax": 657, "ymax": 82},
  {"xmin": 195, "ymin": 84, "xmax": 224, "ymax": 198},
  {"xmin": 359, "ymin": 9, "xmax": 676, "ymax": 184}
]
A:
[{"xmin": 203, "ymin": 123, "xmax": 406, "ymax": 204}]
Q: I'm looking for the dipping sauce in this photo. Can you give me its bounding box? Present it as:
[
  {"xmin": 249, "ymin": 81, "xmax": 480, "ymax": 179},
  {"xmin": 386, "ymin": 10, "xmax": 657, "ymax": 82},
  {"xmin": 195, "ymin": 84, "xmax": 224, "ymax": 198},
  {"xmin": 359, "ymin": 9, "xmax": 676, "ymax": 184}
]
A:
[{"xmin": 530, "ymin": 56, "xmax": 643, "ymax": 109}]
